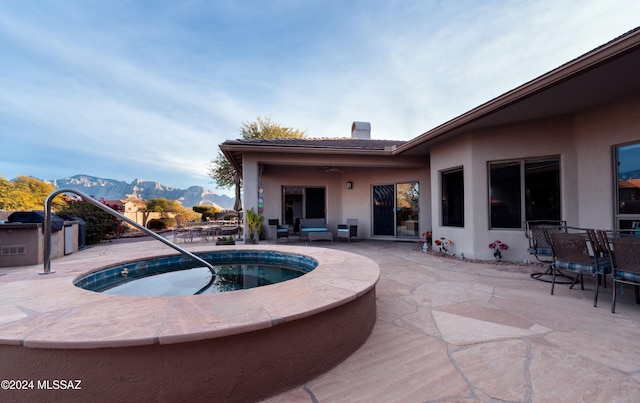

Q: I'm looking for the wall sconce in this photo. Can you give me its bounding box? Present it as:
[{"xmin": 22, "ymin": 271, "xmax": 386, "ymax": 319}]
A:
[{"xmin": 346, "ymin": 181, "xmax": 353, "ymax": 189}]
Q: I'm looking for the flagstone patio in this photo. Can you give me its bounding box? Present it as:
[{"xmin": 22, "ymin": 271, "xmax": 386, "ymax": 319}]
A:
[
  {"xmin": 266, "ymin": 240, "xmax": 640, "ymax": 402},
  {"xmin": 1, "ymin": 237, "xmax": 639, "ymax": 402}
]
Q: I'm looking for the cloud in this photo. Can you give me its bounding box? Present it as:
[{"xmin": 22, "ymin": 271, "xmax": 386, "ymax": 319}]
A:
[{"xmin": 0, "ymin": 0, "xmax": 638, "ymax": 191}]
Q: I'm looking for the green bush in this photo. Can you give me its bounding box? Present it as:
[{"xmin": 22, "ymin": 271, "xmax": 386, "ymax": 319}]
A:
[
  {"xmin": 222, "ymin": 212, "xmax": 239, "ymax": 221},
  {"xmin": 147, "ymin": 219, "xmax": 165, "ymax": 230},
  {"xmin": 192, "ymin": 205, "xmax": 218, "ymax": 221},
  {"xmin": 147, "ymin": 217, "xmax": 175, "ymax": 230},
  {"xmin": 55, "ymin": 199, "xmax": 127, "ymax": 245}
]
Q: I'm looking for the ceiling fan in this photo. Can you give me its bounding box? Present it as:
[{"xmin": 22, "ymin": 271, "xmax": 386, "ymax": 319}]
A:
[{"xmin": 322, "ymin": 166, "xmax": 344, "ymax": 173}]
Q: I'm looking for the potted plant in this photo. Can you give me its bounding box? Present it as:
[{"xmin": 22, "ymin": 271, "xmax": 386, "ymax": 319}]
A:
[
  {"xmin": 489, "ymin": 240, "xmax": 509, "ymax": 261},
  {"xmin": 244, "ymin": 208, "xmax": 264, "ymax": 244}
]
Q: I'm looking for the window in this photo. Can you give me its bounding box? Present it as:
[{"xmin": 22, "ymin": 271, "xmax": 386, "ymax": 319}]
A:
[
  {"xmin": 615, "ymin": 142, "xmax": 640, "ymax": 229},
  {"xmin": 282, "ymin": 186, "xmax": 326, "ymax": 227},
  {"xmin": 441, "ymin": 168, "xmax": 464, "ymax": 227},
  {"xmin": 489, "ymin": 157, "xmax": 560, "ymax": 229}
]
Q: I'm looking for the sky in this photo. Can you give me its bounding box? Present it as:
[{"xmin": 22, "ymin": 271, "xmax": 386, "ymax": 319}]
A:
[{"xmin": 1, "ymin": 0, "xmax": 639, "ymax": 196}]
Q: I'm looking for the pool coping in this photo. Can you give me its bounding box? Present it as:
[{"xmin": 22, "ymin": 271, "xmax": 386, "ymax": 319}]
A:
[{"xmin": 0, "ymin": 243, "xmax": 380, "ymax": 349}]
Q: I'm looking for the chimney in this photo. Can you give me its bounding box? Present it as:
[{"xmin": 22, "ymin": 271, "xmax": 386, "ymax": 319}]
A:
[{"xmin": 351, "ymin": 121, "xmax": 371, "ymax": 139}]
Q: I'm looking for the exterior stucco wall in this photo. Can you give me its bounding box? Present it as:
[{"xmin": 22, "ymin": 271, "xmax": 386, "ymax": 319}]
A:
[
  {"xmin": 431, "ymin": 117, "xmax": 578, "ymax": 260},
  {"xmin": 241, "ymin": 155, "xmax": 260, "ymax": 236},
  {"xmin": 574, "ymin": 95, "xmax": 640, "ymax": 230},
  {"xmin": 260, "ymin": 165, "xmax": 342, "ymax": 233},
  {"xmin": 235, "ymin": 94, "xmax": 639, "ymax": 258},
  {"xmin": 339, "ymin": 166, "xmax": 430, "ymax": 238},
  {"xmin": 429, "ymin": 133, "xmax": 474, "ymax": 258},
  {"xmin": 240, "ymin": 152, "xmax": 429, "ymax": 240},
  {"xmin": 430, "ymin": 94, "xmax": 640, "ymax": 261}
]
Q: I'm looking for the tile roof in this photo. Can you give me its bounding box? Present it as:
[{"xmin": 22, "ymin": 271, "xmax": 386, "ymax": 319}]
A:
[{"xmin": 222, "ymin": 137, "xmax": 406, "ymax": 151}]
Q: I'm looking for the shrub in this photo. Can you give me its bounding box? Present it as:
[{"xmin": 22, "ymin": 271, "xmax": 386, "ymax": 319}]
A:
[
  {"xmin": 173, "ymin": 208, "xmax": 200, "ymax": 226},
  {"xmin": 192, "ymin": 205, "xmax": 218, "ymax": 221},
  {"xmin": 55, "ymin": 199, "xmax": 127, "ymax": 245},
  {"xmin": 147, "ymin": 217, "xmax": 175, "ymax": 230},
  {"xmin": 147, "ymin": 218, "xmax": 166, "ymax": 230}
]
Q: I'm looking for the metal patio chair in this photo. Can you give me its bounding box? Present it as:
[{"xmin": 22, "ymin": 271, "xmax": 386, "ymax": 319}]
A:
[
  {"xmin": 548, "ymin": 229, "xmax": 611, "ymax": 307},
  {"xmin": 525, "ymin": 220, "xmax": 572, "ymax": 283},
  {"xmin": 598, "ymin": 230, "xmax": 640, "ymax": 313}
]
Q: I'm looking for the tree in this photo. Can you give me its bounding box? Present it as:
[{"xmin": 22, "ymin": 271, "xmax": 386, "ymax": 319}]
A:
[
  {"xmin": 193, "ymin": 205, "xmax": 218, "ymax": 221},
  {"xmin": 139, "ymin": 198, "xmax": 179, "ymax": 226},
  {"xmin": 173, "ymin": 207, "xmax": 201, "ymax": 226},
  {"xmin": 146, "ymin": 198, "xmax": 182, "ymax": 215},
  {"xmin": 208, "ymin": 116, "xmax": 306, "ymax": 189},
  {"xmin": 143, "ymin": 198, "xmax": 200, "ymax": 228},
  {"xmin": 238, "ymin": 115, "xmax": 307, "ymax": 140},
  {"xmin": 0, "ymin": 175, "xmax": 60, "ymax": 211},
  {"xmin": 0, "ymin": 177, "xmax": 11, "ymax": 210}
]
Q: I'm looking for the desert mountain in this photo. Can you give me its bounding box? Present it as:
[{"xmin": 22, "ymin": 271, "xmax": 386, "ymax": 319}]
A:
[{"xmin": 50, "ymin": 175, "xmax": 234, "ymax": 209}]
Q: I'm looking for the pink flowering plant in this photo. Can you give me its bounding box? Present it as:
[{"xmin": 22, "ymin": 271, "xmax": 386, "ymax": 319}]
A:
[{"xmin": 489, "ymin": 240, "xmax": 509, "ymax": 261}]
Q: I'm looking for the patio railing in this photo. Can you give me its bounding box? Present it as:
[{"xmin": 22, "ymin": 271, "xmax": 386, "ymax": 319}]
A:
[{"xmin": 42, "ymin": 189, "xmax": 215, "ymax": 275}]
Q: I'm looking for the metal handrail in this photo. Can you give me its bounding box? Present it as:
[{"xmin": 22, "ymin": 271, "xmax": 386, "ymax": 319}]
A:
[{"xmin": 42, "ymin": 189, "xmax": 216, "ymax": 275}]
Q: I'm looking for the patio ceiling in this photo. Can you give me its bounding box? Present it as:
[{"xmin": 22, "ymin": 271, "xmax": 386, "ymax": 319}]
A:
[{"xmin": 220, "ymin": 138, "xmax": 414, "ymax": 176}]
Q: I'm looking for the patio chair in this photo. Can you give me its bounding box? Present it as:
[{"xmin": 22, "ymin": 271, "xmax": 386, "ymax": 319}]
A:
[
  {"xmin": 598, "ymin": 230, "xmax": 640, "ymax": 313},
  {"xmin": 337, "ymin": 219, "xmax": 358, "ymax": 243},
  {"xmin": 548, "ymin": 229, "xmax": 611, "ymax": 307},
  {"xmin": 268, "ymin": 219, "xmax": 289, "ymax": 243},
  {"xmin": 526, "ymin": 220, "xmax": 566, "ymax": 262},
  {"xmin": 173, "ymin": 227, "xmax": 193, "ymax": 243},
  {"xmin": 525, "ymin": 220, "xmax": 572, "ymax": 283}
]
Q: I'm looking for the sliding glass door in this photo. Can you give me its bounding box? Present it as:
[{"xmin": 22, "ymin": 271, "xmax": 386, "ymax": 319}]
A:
[
  {"xmin": 373, "ymin": 185, "xmax": 394, "ymax": 236},
  {"xmin": 372, "ymin": 182, "xmax": 419, "ymax": 238},
  {"xmin": 615, "ymin": 142, "xmax": 640, "ymax": 229}
]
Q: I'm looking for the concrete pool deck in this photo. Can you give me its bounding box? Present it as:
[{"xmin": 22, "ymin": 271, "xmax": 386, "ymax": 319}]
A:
[{"xmin": 1, "ymin": 237, "xmax": 640, "ymax": 402}]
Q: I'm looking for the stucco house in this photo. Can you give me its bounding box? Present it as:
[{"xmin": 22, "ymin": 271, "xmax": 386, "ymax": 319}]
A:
[{"xmin": 220, "ymin": 27, "xmax": 640, "ymax": 261}]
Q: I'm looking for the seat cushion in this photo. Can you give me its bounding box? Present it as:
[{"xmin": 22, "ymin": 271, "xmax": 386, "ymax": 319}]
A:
[
  {"xmin": 301, "ymin": 227, "xmax": 328, "ymax": 232},
  {"xmin": 555, "ymin": 258, "xmax": 611, "ymax": 274},
  {"xmin": 613, "ymin": 270, "xmax": 640, "ymax": 282},
  {"xmin": 533, "ymin": 247, "xmax": 553, "ymax": 256}
]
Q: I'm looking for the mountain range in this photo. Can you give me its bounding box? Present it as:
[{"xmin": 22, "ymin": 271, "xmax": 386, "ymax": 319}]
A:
[{"xmin": 49, "ymin": 175, "xmax": 235, "ymax": 210}]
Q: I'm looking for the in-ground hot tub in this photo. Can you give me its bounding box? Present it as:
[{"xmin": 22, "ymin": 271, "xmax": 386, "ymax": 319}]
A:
[
  {"xmin": 74, "ymin": 249, "xmax": 319, "ymax": 296},
  {"xmin": 0, "ymin": 244, "xmax": 380, "ymax": 402}
]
